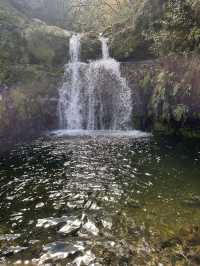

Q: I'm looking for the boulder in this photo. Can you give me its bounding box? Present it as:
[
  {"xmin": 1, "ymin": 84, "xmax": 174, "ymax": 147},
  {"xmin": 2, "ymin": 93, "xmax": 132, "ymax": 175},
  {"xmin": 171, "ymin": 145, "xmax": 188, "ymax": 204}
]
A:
[
  {"xmin": 24, "ymin": 20, "xmax": 72, "ymax": 66},
  {"xmin": 80, "ymin": 32, "xmax": 102, "ymax": 62}
]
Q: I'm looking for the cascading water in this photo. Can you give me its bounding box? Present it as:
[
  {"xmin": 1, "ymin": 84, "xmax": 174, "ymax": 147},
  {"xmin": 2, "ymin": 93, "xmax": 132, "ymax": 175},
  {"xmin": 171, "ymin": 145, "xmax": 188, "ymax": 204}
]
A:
[
  {"xmin": 99, "ymin": 36, "xmax": 109, "ymax": 59},
  {"xmin": 86, "ymin": 37, "xmax": 132, "ymax": 130},
  {"xmin": 58, "ymin": 34, "xmax": 132, "ymax": 130},
  {"xmin": 58, "ymin": 34, "xmax": 83, "ymax": 129}
]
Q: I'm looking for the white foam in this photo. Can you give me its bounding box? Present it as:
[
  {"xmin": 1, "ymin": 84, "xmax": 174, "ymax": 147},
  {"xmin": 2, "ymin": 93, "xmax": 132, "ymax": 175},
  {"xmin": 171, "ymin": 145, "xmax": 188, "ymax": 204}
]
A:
[{"xmin": 50, "ymin": 130, "xmax": 151, "ymax": 138}]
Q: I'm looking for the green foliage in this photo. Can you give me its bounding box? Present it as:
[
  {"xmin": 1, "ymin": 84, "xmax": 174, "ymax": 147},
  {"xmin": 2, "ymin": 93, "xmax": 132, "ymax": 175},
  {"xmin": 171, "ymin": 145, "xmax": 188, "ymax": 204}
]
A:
[
  {"xmin": 10, "ymin": 89, "xmax": 27, "ymax": 120},
  {"xmin": 9, "ymin": 0, "xmax": 74, "ymax": 29},
  {"xmin": 0, "ymin": 8, "xmax": 28, "ymax": 84},
  {"xmin": 81, "ymin": 33, "xmax": 102, "ymax": 61},
  {"xmin": 0, "ymin": 0, "xmax": 26, "ymax": 27},
  {"xmin": 0, "ymin": 100, "xmax": 9, "ymax": 128},
  {"xmin": 107, "ymin": 0, "xmax": 165, "ymax": 60},
  {"xmin": 3, "ymin": 0, "xmax": 200, "ymax": 60},
  {"xmin": 24, "ymin": 22, "xmax": 71, "ymax": 66},
  {"xmin": 0, "ymin": 1, "xmax": 65, "ymax": 137},
  {"xmin": 0, "ymin": 1, "xmax": 70, "ymax": 85},
  {"xmin": 151, "ymin": 0, "xmax": 200, "ymax": 56},
  {"xmin": 110, "ymin": 25, "xmax": 154, "ymax": 60},
  {"xmin": 172, "ymin": 104, "xmax": 188, "ymax": 122},
  {"xmin": 139, "ymin": 72, "xmax": 152, "ymax": 91}
]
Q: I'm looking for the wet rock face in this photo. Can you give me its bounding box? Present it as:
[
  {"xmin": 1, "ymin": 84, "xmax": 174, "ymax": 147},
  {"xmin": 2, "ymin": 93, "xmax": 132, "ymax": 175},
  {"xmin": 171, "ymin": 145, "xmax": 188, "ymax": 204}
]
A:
[
  {"xmin": 81, "ymin": 33, "xmax": 102, "ymax": 62},
  {"xmin": 105, "ymin": 0, "xmax": 166, "ymax": 61},
  {"xmin": 110, "ymin": 27, "xmax": 154, "ymax": 61},
  {"xmin": 0, "ymin": 1, "xmax": 65, "ymax": 144},
  {"xmin": 24, "ymin": 20, "xmax": 72, "ymax": 66},
  {"xmin": 121, "ymin": 56, "xmax": 200, "ymax": 137},
  {"xmin": 0, "ymin": 66, "xmax": 61, "ymax": 148},
  {"xmin": 0, "ymin": 0, "xmax": 103, "ymax": 145}
]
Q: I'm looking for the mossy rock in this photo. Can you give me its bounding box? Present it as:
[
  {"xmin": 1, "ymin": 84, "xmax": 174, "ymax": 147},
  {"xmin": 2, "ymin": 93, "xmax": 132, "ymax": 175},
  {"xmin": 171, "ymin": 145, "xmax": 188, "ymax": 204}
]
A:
[
  {"xmin": 0, "ymin": 1, "xmax": 67, "ymax": 141},
  {"xmin": 179, "ymin": 128, "xmax": 200, "ymax": 138},
  {"xmin": 0, "ymin": 0, "xmax": 27, "ymax": 28},
  {"xmin": 110, "ymin": 26, "xmax": 153, "ymax": 61},
  {"xmin": 0, "ymin": 100, "xmax": 9, "ymax": 129},
  {"xmin": 0, "ymin": 1, "xmax": 29, "ymax": 84},
  {"xmin": 0, "ymin": 63, "xmax": 62, "ymax": 139},
  {"xmin": 24, "ymin": 20, "xmax": 72, "ymax": 66},
  {"xmin": 172, "ymin": 104, "xmax": 189, "ymax": 122},
  {"xmin": 153, "ymin": 121, "xmax": 174, "ymax": 135},
  {"xmin": 81, "ymin": 32, "xmax": 102, "ymax": 62},
  {"xmin": 138, "ymin": 72, "xmax": 152, "ymax": 91}
]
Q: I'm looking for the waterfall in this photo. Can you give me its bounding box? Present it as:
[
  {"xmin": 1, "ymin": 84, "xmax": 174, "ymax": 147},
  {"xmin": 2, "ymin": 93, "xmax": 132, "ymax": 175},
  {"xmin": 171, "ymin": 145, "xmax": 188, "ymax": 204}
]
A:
[
  {"xmin": 99, "ymin": 37, "xmax": 109, "ymax": 59},
  {"xmin": 86, "ymin": 37, "xmax": 132, "ymax": 130},
  {"xmin": 58, "ymin": 35, "xmax": 132, "ymax": 130},
  {"xmin": 58, "ymin": 34, "xmax": 83, "ymax": 129}
]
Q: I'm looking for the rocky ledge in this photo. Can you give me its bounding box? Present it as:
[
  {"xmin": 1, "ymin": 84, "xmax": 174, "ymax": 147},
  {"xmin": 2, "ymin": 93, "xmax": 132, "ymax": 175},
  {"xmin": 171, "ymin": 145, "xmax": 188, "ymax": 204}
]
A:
[{"xmin": 122, "ymin": 55, "xmax": 200, "ymax": 138}]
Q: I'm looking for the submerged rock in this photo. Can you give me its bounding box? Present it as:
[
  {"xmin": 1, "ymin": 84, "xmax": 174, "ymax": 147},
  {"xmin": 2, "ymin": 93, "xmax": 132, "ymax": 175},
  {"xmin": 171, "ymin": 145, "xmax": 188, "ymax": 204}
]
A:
[
  {"xmin": 36, "ymin": 217, "xmax": 67, "ymax": 229},
  {"xmin": 58, "ymin": 216, "xmax": 82, "ymax": 235},
  {"xmin": 73, "ymin": 250, "xmax": 96, "ymax": 266},
  {"xmin": 1, "ymin": 245, "xmax": 28, "ymax": 257},
  {"xmin": 0, "ymin": 234, "xmax": 21, "ymax": 241},
  {"xmin": 101, "ymin": 218, "xmax": 112, "ymax": 230},
  {"xmin": 38, "ymin": 241, "xmax": 85, "ymax": 265},
  {"xmin": 187, "ymin": 246, "xmax": 200, "ymax": 265},
  {"xmin": 35, "ymin": 202, "xmax": 45, "ymax": 209},
  {"xmin": 179, "ymin": 225, "xmax": 200, "ymax": 245},
  {"xmin": 84, "ymin": 200, "xmax": 101, "ymax": 210},
  {"xmin": 58, "ymin": 214, "xmax": 85, "ymax": 235},
  {"xmin": 82, "ymin": 220, "xmax": 99, "ymax": 236},
  {"xmin": 125, "ymin": 198, "xmax": 142, "ymax": 208},
  {"xmin": 183, "ymin": 195, "xmax": 200, "ymax": 208}
]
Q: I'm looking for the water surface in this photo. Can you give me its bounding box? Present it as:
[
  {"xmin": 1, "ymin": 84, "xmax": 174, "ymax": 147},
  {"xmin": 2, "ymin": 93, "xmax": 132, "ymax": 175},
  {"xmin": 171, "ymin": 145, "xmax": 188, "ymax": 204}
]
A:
[{"xmin": 0, "ymin": 131, "xmax": 200, "ymax": 265}]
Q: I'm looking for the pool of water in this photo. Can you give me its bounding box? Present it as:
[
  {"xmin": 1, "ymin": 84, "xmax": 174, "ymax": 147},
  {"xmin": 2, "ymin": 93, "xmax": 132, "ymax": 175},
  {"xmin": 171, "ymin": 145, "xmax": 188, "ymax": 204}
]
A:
[{"xmin": 0, "ymin": 131, "xmax": 200, "ymax": 265}]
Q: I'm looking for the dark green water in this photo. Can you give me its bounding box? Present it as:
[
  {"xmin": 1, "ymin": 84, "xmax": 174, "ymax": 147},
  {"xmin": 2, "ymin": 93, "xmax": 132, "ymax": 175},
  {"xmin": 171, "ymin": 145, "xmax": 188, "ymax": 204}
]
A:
[{"xmin": 0, "ymin": 131, "xmax": 200, "ymax": 265}]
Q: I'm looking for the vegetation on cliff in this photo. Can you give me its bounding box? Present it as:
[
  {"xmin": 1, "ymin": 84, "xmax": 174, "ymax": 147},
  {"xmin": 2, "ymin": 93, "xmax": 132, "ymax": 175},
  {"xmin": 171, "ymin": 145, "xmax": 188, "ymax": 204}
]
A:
[
  {"xmin": 0, "ymin": 0, "xmax": 70, "ymax": 142},
  {"xmin": 123, "ymin": 55, "xmax": 200, "ymax": 137},
  {"xmin": 4, "ymin": 0, "xmax": 200, "ymax": 61},
  {"xmin": 0, "ymin": 0, "xmax": 200, "ymax": 140},
  {"xmin": 5, "ymin": 0, "xmax": 200, "ymax": 60}
]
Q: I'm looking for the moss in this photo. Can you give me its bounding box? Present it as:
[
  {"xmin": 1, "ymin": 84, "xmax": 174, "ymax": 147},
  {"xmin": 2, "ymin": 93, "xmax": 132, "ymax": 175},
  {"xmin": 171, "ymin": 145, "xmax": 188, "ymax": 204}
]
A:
[
  {"xmin": 153, "ymin": 121, "xmax": 175, "ymax": 135},
  {"xmin": 139, "ymin": 72, "xmax": 152, "ymax": 91},
  {"xmin": 188, "ymin": 27, "xmax": 200, "ymax": 52},
  {"xmin": 29, "ymin": 45, "xmax": 55, "ymax": 65},
  {"xmin": 110, "ymin": 27, "xmax": 153, "ymax": 60},
  {"xmin": 172, "ymin": 104, "xmax": 188, "ymax": 122},
  {"xmin": 81, "ymin": 33, "xmax": 102, "ymax": 61},
  {"xmin": 0, "ymin": 2, "xmax": 28, "ymax": 85},
  {"xmin": 149, "ymin": 71, "xmax": 170, "ymax": 121},
  {"xmin": 0, "ymin": 0, "xmax": 26, "ymax": 28},
  {"xmin": 24, "ymin": 21, "xmax": 71, "ymax": 66},
  {"xmin": 10, "ymin": 89, "xmax": 27, "ymax": 120},
  {"xmin": 0, "ymin": 62, "xmax": 62, "ymax": 139},
  {"xmin": 0, "ymin": 100, "xmax": 8, "ymax": 128},
  {"xmin": 179, "ymin": 128, "xmax": 200, "ymax": 138},
  {"xmin": 151, "ymin": 84, "xmax": 166, "ymax": 110},
  {"xmin": 0, "ymin": 29, "xmax": 26, "ymax": 72}
]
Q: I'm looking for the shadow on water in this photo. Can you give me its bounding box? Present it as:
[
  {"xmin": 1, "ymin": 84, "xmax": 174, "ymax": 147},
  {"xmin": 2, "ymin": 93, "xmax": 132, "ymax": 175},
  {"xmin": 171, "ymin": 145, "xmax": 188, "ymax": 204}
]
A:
[{"xmin": 0, "ymin": 131, "xmax": 200, "ymax": 265}]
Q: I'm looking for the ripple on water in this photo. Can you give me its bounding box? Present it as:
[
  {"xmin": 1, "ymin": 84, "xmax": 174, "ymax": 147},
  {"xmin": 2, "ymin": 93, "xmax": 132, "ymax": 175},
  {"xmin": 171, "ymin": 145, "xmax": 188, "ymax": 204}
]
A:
[{"xmin": 0, "ymin": 133, "xmax": 200, "ymax": 265}]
